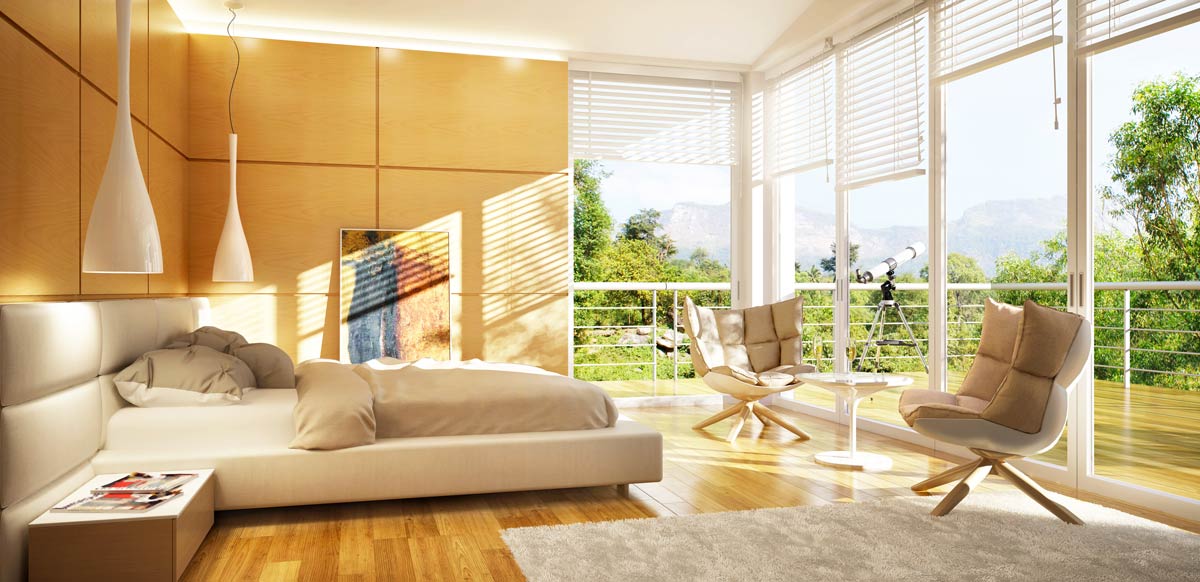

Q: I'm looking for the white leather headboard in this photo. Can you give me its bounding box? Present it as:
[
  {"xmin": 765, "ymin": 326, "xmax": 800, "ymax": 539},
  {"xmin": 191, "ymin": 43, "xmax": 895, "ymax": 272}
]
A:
[{"xmin": 0, "ymin": 297, "xmax": 209, "ymax": 582}]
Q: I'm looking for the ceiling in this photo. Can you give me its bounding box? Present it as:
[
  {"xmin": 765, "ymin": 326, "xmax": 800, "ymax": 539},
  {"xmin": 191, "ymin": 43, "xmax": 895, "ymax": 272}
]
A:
[{"xmin": 166, "ymin": 0, "xmax": 835, "ymax": 68}]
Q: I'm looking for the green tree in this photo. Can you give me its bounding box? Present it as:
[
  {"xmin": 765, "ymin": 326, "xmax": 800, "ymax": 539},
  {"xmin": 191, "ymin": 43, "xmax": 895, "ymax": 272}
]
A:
[
  {"xmin": 1101, "ymin": 73, "xmax": 1200, "ymax": 283},
  {"xmin": 819, "ymin": 242, "xmax": 859, "ymax": 274},
  {"xmin": 619, "ymin": 208, "xmax": 677, "ymax": 261},
  {"xmin": 573, "ymin": 159, "xmax": 613, "ymax": 281}
]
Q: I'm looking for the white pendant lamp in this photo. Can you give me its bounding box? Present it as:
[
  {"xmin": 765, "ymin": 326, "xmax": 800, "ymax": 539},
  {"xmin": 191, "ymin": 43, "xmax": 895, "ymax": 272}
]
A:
[
  {"xmin": 212, "ymin": 1, "xmax": 254, "ymax": 282},
  {"xmin": 82, "ymin": 0, "xmax": 162, "ymax": 274}
]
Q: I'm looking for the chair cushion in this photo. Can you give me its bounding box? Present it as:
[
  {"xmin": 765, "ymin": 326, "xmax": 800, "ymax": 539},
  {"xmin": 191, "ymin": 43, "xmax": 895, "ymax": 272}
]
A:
[
  {"xmin": 709, "ymin": 365, "xmax": 759, "ymax": 385},
  {"xmin": 980, "ymin": 301, "xmax": 1083, "ymax": 434},
  {"xmin": 898, "ymin": 389, "xmax": 977, "ymax": 425},
  {"xmin": 956, "ymin": 298, "xmax": 1022, "ymax": 401},
  {"xmin": 708, "ymin": 363, "xmax": 813, "ymax": 388}
]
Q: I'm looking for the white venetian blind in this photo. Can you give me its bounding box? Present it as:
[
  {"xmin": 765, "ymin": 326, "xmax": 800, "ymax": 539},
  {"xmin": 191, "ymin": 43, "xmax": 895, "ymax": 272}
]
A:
[
  {"xmin": 771, "ymin": 56, "xmax": 835, "ymax": 176},
  {"xmin": 570, "ymin": 71, "xmax": 739, "ymax": 165},
  {"xmin": 1076, "ymin": 0, "xmax": 1200, "ymax": 53},
  {"xmin": 838, "ymin": 8, "xmax": 929, "ymax": 190},
  {"xmin": 933, "ymin": 0, "xmax": 1063, "ymax": 81}
]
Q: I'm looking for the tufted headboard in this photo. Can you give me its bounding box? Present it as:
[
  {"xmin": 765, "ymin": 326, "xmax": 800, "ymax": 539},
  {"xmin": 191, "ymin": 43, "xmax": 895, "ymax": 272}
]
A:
[{"xmin": 0, "ymin": 297, "xmax": 210, "ymax": 582}]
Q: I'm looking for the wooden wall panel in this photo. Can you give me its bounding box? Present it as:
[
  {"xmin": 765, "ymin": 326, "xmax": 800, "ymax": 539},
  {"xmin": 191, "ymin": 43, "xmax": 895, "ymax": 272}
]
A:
[
  {"xmin": 82, "ymin": 0, "xmax": 150, "ymax": 122},
  {"xmin": 206, "ymin": 293, "xmax": 339, "ymax": 363},
  {"xmin": 378, "ymin": 170, "xmax": 569, "ymax": 295},
  {"xmin": 0, "ymin": 20, "xmax": 80, "ymax": 296},
  {"xmin": 81, "ymin": 84, "xmax": 151, "ymax": 295},
  {"xmin": 188, "ymin": 161, "xmax": 376, "ymax": 295},
  {"xmin": 189, "ymin": 35, "xmax": 376, "ymax": 165},
  {"xmin": 0, "ymin": 0, "xmax": 79, "ymax": 68},
  {"xmin": 149, "ymin": 135, "xmax": 188, "ymax": 294},
  {"xmin": 379, "ymin": 50, "xmax": 567, "ymax": 172},
  {"xmin": 148, "ymin": 0, "xmax": 188, "ymax": 154},
  {"xmin": 454, "ymin": 293, "xmax": 569, "ymax": 374}
]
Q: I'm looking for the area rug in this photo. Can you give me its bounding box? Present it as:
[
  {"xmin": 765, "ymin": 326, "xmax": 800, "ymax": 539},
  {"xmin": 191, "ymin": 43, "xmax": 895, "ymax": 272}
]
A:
[{"xmin": 501, "ymin": 493, "xmax": 1200, "ymax": 582}]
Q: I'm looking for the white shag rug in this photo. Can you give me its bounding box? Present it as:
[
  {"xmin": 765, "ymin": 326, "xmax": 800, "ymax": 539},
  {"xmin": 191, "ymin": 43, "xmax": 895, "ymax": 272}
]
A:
[{"xmin": 502, "ymin": 493, "xmax": 1200, "ymax": 582}]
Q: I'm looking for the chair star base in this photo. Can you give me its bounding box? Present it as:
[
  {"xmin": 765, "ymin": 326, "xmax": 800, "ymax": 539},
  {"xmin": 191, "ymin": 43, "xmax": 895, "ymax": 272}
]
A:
[
  {"xmin": 915, "ymin": 449, "xmax": 1084, "ymax": 525},
  {"xmin": 692, "ymin": 400, "xmax": 811, "ymax": 443}
]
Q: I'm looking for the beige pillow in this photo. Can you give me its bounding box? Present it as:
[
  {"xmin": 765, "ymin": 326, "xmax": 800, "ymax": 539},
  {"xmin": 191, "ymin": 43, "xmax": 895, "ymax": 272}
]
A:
[
  {"xmin": 114, "ymin": 345, "xmax": 256, "ymax": 407},
  {"xmin": 981, "ymin": 301, "xmax": 1084, "ymax": 434},
  {"xmin": 168, "ymin": 326, "xmax": 249, "ymax": 354},
  {"xmin": 290, "ymin": 360, "xmax": 375, "ymax": 450},
  {"xmin": 956, "ymin": 298, "xmax": 1023, "ymax": 401},
  {"xmin": 232, "ymin": 343, "xmax": 295, "ymax": 388}
]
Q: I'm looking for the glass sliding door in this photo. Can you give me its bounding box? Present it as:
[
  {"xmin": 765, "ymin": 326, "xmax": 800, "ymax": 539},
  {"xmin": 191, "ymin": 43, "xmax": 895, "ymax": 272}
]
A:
[
  {"xmin": 1086, "ymin": 20, "xmax": 1200, "ymax": 501},
  {"xmin": 943, "ymin": 45, "xmax": 1070, "ymax": 465}
]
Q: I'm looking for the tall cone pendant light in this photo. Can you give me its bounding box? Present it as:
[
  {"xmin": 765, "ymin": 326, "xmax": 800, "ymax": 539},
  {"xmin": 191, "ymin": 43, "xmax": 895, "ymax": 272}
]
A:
[
  {"xmin": 82, "ymin": 0, "xmax": 162, "ymax": 273},
  {"xmin": 212, "ymin": 1, "xmax": 254, "ymax": 282}
]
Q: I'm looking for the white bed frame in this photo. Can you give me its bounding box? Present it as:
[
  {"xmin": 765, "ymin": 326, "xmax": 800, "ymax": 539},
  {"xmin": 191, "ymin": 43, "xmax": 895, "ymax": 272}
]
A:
[{"xmin": 0, "ymin": 298, "xmax": 663, "ymax": 582}]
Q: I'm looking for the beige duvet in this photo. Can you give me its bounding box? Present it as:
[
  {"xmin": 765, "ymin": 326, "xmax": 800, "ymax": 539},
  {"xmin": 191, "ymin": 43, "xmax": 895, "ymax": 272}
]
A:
[{"xmin": 293, "ymin": 358, "xmax": 619, "ymax": 447}]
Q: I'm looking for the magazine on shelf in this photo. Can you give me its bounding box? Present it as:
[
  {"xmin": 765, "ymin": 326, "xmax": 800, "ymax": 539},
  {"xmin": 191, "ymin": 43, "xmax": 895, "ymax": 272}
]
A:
[
  {"xmin": 91, "ymin": 472, "xmax": 197, "ymax": 494},
  {"xmin": 51, "ymin": 490, "xmax": 182, "ymax": 513}
]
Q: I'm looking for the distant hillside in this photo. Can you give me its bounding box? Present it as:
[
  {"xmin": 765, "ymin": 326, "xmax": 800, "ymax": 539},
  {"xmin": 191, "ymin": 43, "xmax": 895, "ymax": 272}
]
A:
[{"xmin": 660, "ymin": 197, "xmax": 1067, "ymax": 277}]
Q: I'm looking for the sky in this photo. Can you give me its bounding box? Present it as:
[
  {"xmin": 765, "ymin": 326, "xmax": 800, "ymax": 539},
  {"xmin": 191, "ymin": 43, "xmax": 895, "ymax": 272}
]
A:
[{"xmin": 593, "ymin": 20, "xmax": 1200, "ymax": 233}]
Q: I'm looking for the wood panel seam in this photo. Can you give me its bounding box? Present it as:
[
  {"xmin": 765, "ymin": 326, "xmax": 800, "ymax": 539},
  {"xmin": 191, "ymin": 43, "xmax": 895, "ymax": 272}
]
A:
[{"xmin": 189, "ymin": 158, "xmax": 568, "ymax": 176}]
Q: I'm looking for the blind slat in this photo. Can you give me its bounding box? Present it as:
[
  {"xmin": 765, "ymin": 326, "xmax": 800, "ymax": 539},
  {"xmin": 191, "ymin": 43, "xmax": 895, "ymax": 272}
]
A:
[
  {"xmin": 1075, "ymin": 0, "xmax": 1200, "ymax": 53},
  {"xmin": 570, "ymin": 71, "xmax": 740, "ymax": 165},
  {"xmin": 770, "ymin": 56, "xmax": 835, "ymax": 177},
  {"xmin": 838, "ymin": 8, "xmax": 928, "ymax": 189},
  {"xmin": 933, "ymin": 0, "xmax": 1061, "ymax": 79}
]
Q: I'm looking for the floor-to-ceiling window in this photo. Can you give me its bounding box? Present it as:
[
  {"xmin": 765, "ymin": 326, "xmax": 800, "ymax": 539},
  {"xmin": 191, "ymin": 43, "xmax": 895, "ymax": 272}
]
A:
[
  {"xmin": 941, "ymin": 19, "xmax": 1070, "ymax": 464},
  {"xmin": 1083, "ymin": 16, "xmax": 1200, "ymax": 501},
  {"xmin": 568, "ymin": 70, "xmax": 739, "ymax": 398}
]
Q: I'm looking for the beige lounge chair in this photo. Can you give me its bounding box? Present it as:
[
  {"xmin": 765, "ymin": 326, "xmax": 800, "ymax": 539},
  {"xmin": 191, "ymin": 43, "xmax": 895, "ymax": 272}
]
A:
[
  {"xmin": 681, "ymin": 296, "xmax": 816, "ymax": 442},
  {"xmin": 898, "ymin": 299, "xmax": 1092, "ymax": 524}
]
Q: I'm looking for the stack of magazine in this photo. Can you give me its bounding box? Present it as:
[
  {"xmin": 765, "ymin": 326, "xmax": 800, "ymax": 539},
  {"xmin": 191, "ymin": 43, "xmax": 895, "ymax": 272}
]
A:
[{"xmin": 52, "ymin": 472, "xmax": 197, "ymax": 513}]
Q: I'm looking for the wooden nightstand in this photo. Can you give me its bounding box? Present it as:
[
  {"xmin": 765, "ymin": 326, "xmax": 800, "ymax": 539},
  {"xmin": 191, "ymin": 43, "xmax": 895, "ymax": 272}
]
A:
[{"xmin": 28, "ymin": 469, "xmax": 215, "ymax": 582}]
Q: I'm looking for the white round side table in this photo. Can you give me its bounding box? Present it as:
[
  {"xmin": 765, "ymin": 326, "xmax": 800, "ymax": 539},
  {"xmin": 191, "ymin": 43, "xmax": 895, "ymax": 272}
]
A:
[{"xmin": 795, "ymin": 372, "xmax": 914, "ymax": 472}]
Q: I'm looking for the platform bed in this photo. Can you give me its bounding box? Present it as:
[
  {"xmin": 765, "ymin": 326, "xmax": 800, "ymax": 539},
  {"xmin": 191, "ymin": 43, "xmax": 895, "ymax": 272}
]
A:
[{"xmin": 0, "ymin": 298, "xmax": 663, "ymax": 582}]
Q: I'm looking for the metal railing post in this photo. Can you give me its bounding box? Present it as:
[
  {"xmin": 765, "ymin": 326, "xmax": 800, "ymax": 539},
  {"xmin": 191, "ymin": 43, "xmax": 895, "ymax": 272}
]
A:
[
  {"xmin": 651, "ymin": 289, "xmax": 658, "ymax": 396},
  {"xmin": 673, "ymin": 289, "xmax": 679, "ymax": 395},
  {"xmin": 1123, "ymin": 288, "xmax": 1131, "ymax": 391}
]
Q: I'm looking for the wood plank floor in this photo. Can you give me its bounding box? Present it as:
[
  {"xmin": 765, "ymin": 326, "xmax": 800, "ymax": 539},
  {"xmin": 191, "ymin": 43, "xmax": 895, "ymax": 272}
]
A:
[
  {"xmin": 603, "ymin": 374, "xmax": 1200, "ymax": 500},
  {"xmin": 181, "ymin": 404, "xmax": 1199, "ymax": 582}
]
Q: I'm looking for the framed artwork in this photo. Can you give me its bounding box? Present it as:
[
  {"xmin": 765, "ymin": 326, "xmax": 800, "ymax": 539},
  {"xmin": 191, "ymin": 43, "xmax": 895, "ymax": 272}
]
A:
[{"xmin": 339, "ymin": 229, "xmax": 451, "ymax": 364}]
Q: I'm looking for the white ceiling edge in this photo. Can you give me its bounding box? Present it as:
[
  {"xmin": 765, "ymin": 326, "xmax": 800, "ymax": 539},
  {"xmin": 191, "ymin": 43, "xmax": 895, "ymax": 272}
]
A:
[{"xmin": 183, "ymin": 20, "xmax": 751, "ymax": 73}]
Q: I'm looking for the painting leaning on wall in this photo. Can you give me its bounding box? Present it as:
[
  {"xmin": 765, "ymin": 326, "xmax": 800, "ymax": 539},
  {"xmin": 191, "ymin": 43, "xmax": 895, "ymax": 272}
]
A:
[{"xmin": 339, "ymin": 229, "xmax": 452, "ymax": 363}]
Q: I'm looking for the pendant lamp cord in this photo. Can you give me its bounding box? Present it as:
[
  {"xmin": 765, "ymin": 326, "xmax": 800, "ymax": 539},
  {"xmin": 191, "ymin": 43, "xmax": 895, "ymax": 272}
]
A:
[{"xmin": 227, "ymin": 7, "xmax": 240, "ymax": 134}]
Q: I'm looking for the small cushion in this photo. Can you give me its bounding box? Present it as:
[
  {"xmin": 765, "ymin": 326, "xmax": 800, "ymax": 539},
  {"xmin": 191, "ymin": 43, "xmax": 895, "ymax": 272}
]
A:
[
  {"xmin": 168, "ymin": 326, "xmax": 249, "ymax": 354},
  {"xmin": 290, "ymin": 360, "xmax": 376, "ymax": 450},
  {"xmin": 709, "ymin": 365, "xmax": 759, "ymax": 385},
  {"xmin": 114, "ymin": 345, "xmax": 256, "ymax": 407},
  {"xmin": 981, "ymin": 301, "xmax": 1083, "ymax": 434},
  {"xmin": 756, "ymin": 371, "xmax": 795, "ymax": 388},
  {"xmin": 232, "ymin": 343, "xmax": 295, "ymax": 388},
  {"xmin": 957, "ymin": 298, "xmax": 1022, "ymax": 401},
  {"xmin": 898, "ymin": 388, "xmax": 984, "ymax": 426}
]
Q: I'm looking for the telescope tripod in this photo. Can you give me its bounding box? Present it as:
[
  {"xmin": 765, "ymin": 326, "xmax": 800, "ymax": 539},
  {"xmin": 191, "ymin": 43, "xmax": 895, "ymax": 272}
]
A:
[{"xmin": 854, "ymin": 272, "xmax": 929, "ymax": 374}]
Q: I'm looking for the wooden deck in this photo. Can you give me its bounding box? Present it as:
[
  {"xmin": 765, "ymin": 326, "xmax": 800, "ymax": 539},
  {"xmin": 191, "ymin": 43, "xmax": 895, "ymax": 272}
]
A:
[
  {"xmin": 599, "ymin": 374, "xmax": 1200, "ymax": 500},
  {"xmin": 181, "ymin": 404, "xmax": 1197, "ymax": 581}
]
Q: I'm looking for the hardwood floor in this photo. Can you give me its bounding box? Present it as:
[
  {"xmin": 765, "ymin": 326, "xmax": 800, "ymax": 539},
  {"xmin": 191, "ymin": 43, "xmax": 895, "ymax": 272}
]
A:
[{"xmin": 181, "ymin": 404, "xmax": 1199, "ymax": 582}]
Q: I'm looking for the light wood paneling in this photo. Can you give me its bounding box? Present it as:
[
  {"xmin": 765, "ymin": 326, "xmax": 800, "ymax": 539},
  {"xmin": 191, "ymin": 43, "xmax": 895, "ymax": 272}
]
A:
[
  {"xmin": 82, "ymin": 0, "xmax": 150, "ymax": 122},
  {"xmin": 81, "ymin": 82, "xmax": 151, "ymax": 295},
  {"xmin": 379, "ymin": 170, "xmax": 570, "ymax": 294},
  {"xmin": 189, "ymin": 161, "xmax": 376, "ymax": 295},
  {"xmin": 379, "ymin": 49, "xmax": 567, "ymax": 172},
  {"xmin": 455, "ymin": 293, "xmax": 569, "ymax": 374},
  {"xmin": 0, "ymin": 0, "xmax": 79, "ymax": 68},
  {"xmin": 206, "ymin": 293, "xmax": 339, "ymax": 362},
  {"xmin": 0, "ymin": 20, "xmax": 80, "ymax": 296},
  {"xmin": 148, "ymin": 0, "xmax": 188, "ymax": 153},
  {"xmin": 189, "ymin": 35, "xmax": 376, "ymax": 165},
  {"xmin": 149, "ymin": 134, "xmax": 188, "ymax": 293}
]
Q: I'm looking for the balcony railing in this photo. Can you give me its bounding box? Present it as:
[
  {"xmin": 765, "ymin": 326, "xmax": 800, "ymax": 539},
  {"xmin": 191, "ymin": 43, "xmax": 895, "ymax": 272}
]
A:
[{"xmin": 571, "ymin": 280, "xmax": 1200, "ymax": 395}]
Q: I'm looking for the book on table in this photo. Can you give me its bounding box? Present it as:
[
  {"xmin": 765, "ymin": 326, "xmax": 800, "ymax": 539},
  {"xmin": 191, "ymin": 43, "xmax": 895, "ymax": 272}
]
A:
[
  {"xmin": 50, "ymin": 472, "xmax": 197, "ymax": 513},
  {"xmin": 91, "ymin": 472, "xmax": 196, "ymax": 494}
]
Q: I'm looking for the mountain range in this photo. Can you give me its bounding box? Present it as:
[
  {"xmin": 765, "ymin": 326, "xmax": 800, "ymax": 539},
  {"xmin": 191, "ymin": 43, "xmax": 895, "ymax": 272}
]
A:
[{"xmin": 660, "ymin": 197, "xmax": 1068, "ymax": 277}]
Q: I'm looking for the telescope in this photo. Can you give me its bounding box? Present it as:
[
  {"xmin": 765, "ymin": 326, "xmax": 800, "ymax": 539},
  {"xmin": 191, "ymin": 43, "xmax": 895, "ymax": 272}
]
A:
[{"xmin": 856, "ymin": 242, "xmax": 926, "ymax": 284}]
